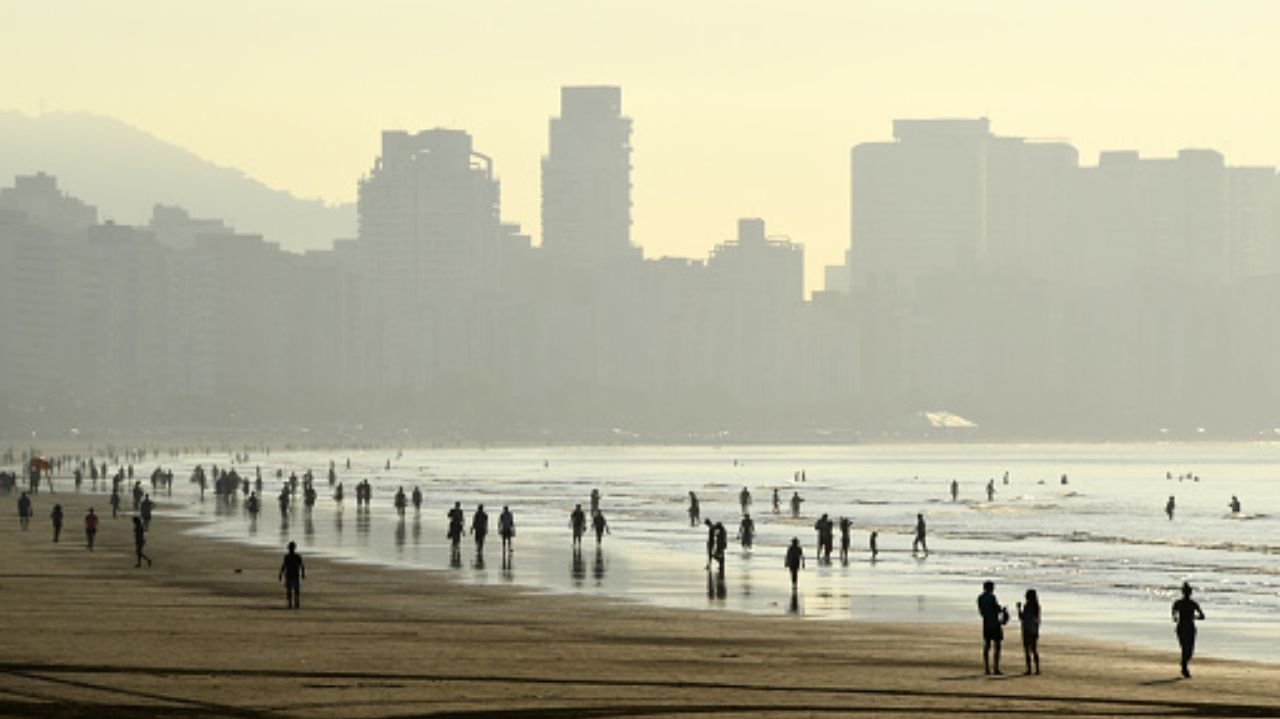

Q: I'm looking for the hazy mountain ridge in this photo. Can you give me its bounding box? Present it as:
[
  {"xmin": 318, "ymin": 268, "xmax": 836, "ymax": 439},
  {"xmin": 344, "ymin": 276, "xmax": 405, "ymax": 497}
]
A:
[{"xmin": 0, "ymin": 110, "xmax": 354, "ymax": 250}]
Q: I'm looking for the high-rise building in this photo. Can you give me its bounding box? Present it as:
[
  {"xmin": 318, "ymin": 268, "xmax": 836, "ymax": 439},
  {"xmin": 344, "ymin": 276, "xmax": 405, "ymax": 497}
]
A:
[{"xmin": 541, "ymin": 86, "xmax": 638, "ymax": 266}]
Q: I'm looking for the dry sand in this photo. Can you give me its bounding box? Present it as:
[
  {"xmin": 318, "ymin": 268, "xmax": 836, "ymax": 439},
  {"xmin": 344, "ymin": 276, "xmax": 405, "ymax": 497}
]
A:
[{"xmin": 2, "ymin": 493, "xmax": 1280, "ymax": 718}]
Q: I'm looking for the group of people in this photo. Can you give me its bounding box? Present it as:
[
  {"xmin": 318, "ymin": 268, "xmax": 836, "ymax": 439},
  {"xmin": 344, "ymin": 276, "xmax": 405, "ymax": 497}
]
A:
[{"xmin": 14, "ymin": 491, "xmax": 151, "ymax": 567}]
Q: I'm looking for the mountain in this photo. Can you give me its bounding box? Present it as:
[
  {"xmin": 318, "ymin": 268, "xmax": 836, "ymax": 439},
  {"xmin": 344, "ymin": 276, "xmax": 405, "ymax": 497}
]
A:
[{"xmin": 0, "ymin": 111, "xmax": 354, "ymax": 249}]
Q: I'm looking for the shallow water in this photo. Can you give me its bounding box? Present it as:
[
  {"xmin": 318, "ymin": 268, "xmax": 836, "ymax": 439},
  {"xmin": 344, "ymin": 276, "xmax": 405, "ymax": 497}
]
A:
[{"xmin": 97, "ymin": 443, "xmax": 1280, "ymax": 664}]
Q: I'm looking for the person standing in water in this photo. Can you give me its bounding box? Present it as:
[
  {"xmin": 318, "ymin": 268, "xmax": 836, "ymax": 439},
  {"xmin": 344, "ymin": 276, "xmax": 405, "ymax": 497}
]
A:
[
  {"xmin": 1228, "ymin": 496, "xmax": 1241, "ymax": 514},
  {"xmin": 711, "ymin": 521, "xmax": 727, "ymax": 574},
  {"xmin": 869, "ymin": 530, "xmax": 879, "ymax": 559},
  {"xmin": 739, "ymin": 487, "xmax": 751, "ymax": 515},
  {"xmin": 789, "ymin": 491, "xmax": 804, "ymax": 518},
  {"xmin": 977, "ymin": 580, "xmax": 1008, "ymax": 675},
  {"xmin": 912, "ymin": 513, "xmax": 928, "ymax": 555},
  {"xmin": 950, "ymin": 480, "xmax": 959, "ymax": 502},
  {"xmin": 784, "ymin": 537, "xmax": 805, "ymax": 589},
  {"xmin": 1017, "ymin": 589, "xmax": 1041, "ymax": 675},
  {"xmin": 838, "ymin": 517, "xmax": 852, "ymax": 563},
  {"xmin": 772, "ymin": 488, "xmax": 780, "ymax": 514},
  {"xmin": 591, "ymin": 509, "xmax": 610, "ymax": 545},
  {"xmin": 132, "ymin": 516, "xmax": 152, "ymax": 568},
  {"xmin": 570, "ymin": 504, "xmax": 587, "ymax": 546},
  {"xmin": 687, "ymin": 492, "xmax": 700, "ymax": 526},
  {"xmin": 278, "ymin": 541, "xmax": 305, "ymax": 609},
  {"xmin": 1172, "ymin": 582, "xmax": 1205, "ymax": 678},
  {"xmin": 498, "ymin": 505, "xmax": 515, "ymax": 554},
  {"xmin": 1166, "ymin": 496, "xmax": 1176, "ymax": 520},
  {"xmin": 737, "ymin": 513, "xmax": 755, "ymax": 550}
]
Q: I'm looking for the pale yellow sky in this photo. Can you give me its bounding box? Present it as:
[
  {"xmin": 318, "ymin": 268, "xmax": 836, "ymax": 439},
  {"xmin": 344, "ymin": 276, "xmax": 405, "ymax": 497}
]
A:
[{"xmin": 4, "ymin": 1, "xmax": 1279, "ymax": 291}]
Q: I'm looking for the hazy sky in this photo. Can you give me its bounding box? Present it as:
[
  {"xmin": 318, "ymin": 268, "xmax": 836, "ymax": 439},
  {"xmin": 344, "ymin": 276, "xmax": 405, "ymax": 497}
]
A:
[{"xmin": 4, "ymin": 1, "xmax": 1279, "ymax": 291}]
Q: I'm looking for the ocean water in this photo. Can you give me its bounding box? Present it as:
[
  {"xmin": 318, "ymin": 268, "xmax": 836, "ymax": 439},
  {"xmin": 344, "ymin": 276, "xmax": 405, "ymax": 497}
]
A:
[{"xmin": 131, "ymin": 443, "xmax": 1280, "ymax": 664}]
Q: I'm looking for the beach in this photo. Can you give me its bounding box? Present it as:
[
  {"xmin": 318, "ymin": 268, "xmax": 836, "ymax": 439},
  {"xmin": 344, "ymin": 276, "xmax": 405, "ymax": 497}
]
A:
[{"xmin": 3, "ymin": 492, "xmax": 1280, "ymax": 718}]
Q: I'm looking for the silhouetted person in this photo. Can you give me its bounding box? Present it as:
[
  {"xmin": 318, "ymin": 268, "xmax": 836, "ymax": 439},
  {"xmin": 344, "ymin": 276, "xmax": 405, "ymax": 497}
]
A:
[
  {"xmin": 986, "ymin": 480, "xmax": 995, "ymax": 502},
  {"xmin": 1166, "ymin": 496, "xmax": 1176, "ymax": 520},
  {"xmin": 978, "ymin": 580, "xmax": 1008, "ymax": 675},
  {"xmin": 813, "ymin": 513, "xmax": 833, "ymax": 561},
  {"xmin": 869, "ymin": 530, "xmax": 879, "ymax": 559},
  {"xmin": 838, "ymin": 517, "xmax": 852, "ymax": 563},
  {"xmin": 790, "ymin": 491, "xmax": 804, "ymax": 518},
  {"xmin": 394, "ymin": 487, "xmax": 407, "ymax": 516},
  {"xmin": 1172, "ymin": 582, "xmax": 1205, "ymax": 678},
  {"xmin": 1017, "ymin": 589, "xmax": 1040, "ymax": 675},
  {"xmin": 711, "ymin": 521, "xmax": 727, "ymax": 573},
  {"xmin": 592, "ymin": 509, "xmax": 610, "ymax": 544},
  {"xmin": 447, "ymin": 502, "xmax": 465, "ymax": 548},
  {"xmin": 771, "ymin": 488, "xmax": 780, "ymax": 514},
  {"xmin": 499, "ymin": 505, "xmax": 515, "ymax": 553},
  {"xmin": 688, "ymin": 492, "xmax": 700, "ymax": 526},
  {"xmin": 140, "ymin": 494, "xmax": 154, "ymax": 530},
  {"xmin": 471, "ymin": 504, "xmax": 489, "ymax": 551},
  {"xmin": 704, "ymin": 518, "xmax": 715, "ymax": 568},
  {"xmin": 132, "ymin": 516, "xmax": 152, "ymax": 568},
  {"xmin": 279, "ymin": 541, "xmax": 305, "ymax": 609},
  {"xmin": 590, "ymin": 488, "xmax": 601, "ymax": 513},
  {"xmin": 950, "ymin": 480, "xmax": 959, "ymax": 502},
  {"xmin": 17, "ymin": 491, "xmax": 31, "ymax": 530},
  {"xmin": 912, "ymin": 513, "xmax": 928, "ymax": 554},
  {"xmin": 412, "ymin": 486, "xmax": 422, "ymax": 512},
  {"xmin": 50, "ymin": 503, "xmax": 63, "ymax": 542},
  {"xmin": 737, "ymin": 513, "xmax": 755, "ymax": 550},
  {"xmin": 110, "ymin": 489, "xmax": 121, "ymax": 518},
  {"xmin": 84, "ymin": 508, "xmax": 98, "ymax": 550},
  {"xmin": 784, "ymin": 537, "xmax": 805, "ymax": 589},
  {"xmin": 739, "ymin": 486, "xmax": 751, "ymax": 514},
  {"xmin": 1228, "ymin": 495, "xmax": 1241, "ymax": 514},
  {"xmin": 570, "ymin": 504, "xmax": 586, "ymax": 545},
  {"xmin": 247, "ymin": 491, "xmax": 260, "ymax": 517}
]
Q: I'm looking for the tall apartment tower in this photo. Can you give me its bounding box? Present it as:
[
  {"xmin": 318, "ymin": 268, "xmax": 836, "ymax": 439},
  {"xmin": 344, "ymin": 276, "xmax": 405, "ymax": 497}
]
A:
[{"xmin": 541, "ymin": 86, "xmax": 639, "ymax": 265}]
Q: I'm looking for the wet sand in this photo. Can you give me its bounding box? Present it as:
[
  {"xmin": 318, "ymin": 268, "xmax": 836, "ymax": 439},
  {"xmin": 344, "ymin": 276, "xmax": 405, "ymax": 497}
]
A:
[{"xmin": 2, "ymin": 494, "xmax": 1279, "ymax": 718}]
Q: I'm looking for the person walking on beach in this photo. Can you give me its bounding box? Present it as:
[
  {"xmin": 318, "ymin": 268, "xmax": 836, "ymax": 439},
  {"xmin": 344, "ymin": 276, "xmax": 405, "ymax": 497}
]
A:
[
  {"xmin": 814, "ymin": 513, "xmax": 833, "ymax": 561},
  {"xmin": 570, "ymin": 504, "xmax": 587, "ymax": 546},
  {"xmin": 737, "ymin": 513, "xmax": 755, "ymax": 550},
  {"xmin": 977, "ymin": 580, "xmax": 1008, "ymax": 675},
  {"xmin": 1172, "ymin": 582, "xmax": 1205, "ymax": 678},
  {"xmin": 591, "ymin": 509, "xmax": 610, "ymax": 545},
  {"xmin": 470, "ymin": 504, "xmax": 489, "ymax": 551},
  {"xmin": 84, "ymin": 508, "xmax": 98, "ymax": 550},
  {"xmin": 1017, "ymin": 589, "xmax": 1041, "ymax": 675},
  {"xmin": 447, "ymin": 502, "xmax": 465, "ymax": 549},
  {"xmin": 950, "ymin": 480, "xmax": 959, "ymax": 502},
  {"xmin": 869, "ymin": 530, "xmax": 879, "ymax": 559},
  {"xmin": 279, "ymin": 541, "xmax": 305, "ymax": 609},
  {"xmin": 498, "ymin": 505, "xmax": 515, "ymax": 554},
  {"xmin": 394, "ymin": 487, "xmax": 407, "ymax": 517},
  {"xmin": 986, "ymin": 480, "xmax": 996, "ymax": 502},
  {"xmin": 688, "ymin": 492, "xmax": 700, "ymax": 526},
  {"xmin": 790, "ymin": 491, "xmax": 804, "ymax": 518},
  {"xmin": 784, "ymin": 537, "xmax": 805, "ymax": 589},
  {"xmin": 132, "ymin": 516, "xmax": 152, "ymax": 568},
  {"xmin": 50, "ymin": 503, "xmax": 63, "ymax": 542},
  {"xmin": 590, "ymin": 488, "xmax": 601, "ymax": 514},
  {"xmin": 110, "ymin": 488, "xmax": 121, "ymax": 518},
  {"xmin": 772, "ymin": 488, "xmax": 780, "ymax": 514},
  {"xmin": 17, "ymin": 491, "xmax": 31, "ymax": 530},
  {"xmin": 912, "ymin": 513, "xmax": 928, "ymax": 555},
  {"xmin": 1166, "ymin": 496, "xmax": 1176, "ymax": 520},
  {"xmin": 140, "ymin": 494, "xmax": 154, "ymax": 530},
  {"xmin": 412, "ymin": 486, "xmax": 422, "ymax": 513},
  {"xmin": 739, "ymin": 486, "xmax": 752, "ymax": 515}
]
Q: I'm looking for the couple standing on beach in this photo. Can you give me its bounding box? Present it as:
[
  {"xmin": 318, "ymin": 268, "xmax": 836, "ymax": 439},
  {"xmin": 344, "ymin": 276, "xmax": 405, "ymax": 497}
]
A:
[{"xmin": 977, "ymin": 581, "xmax": 1040, "ymax": 676}]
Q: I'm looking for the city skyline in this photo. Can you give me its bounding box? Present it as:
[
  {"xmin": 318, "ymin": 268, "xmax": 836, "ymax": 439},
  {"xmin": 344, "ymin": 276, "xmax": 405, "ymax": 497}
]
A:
[{"xmin": 6, "ymin": 1, "xmax": 1280, "ymax": 293}]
